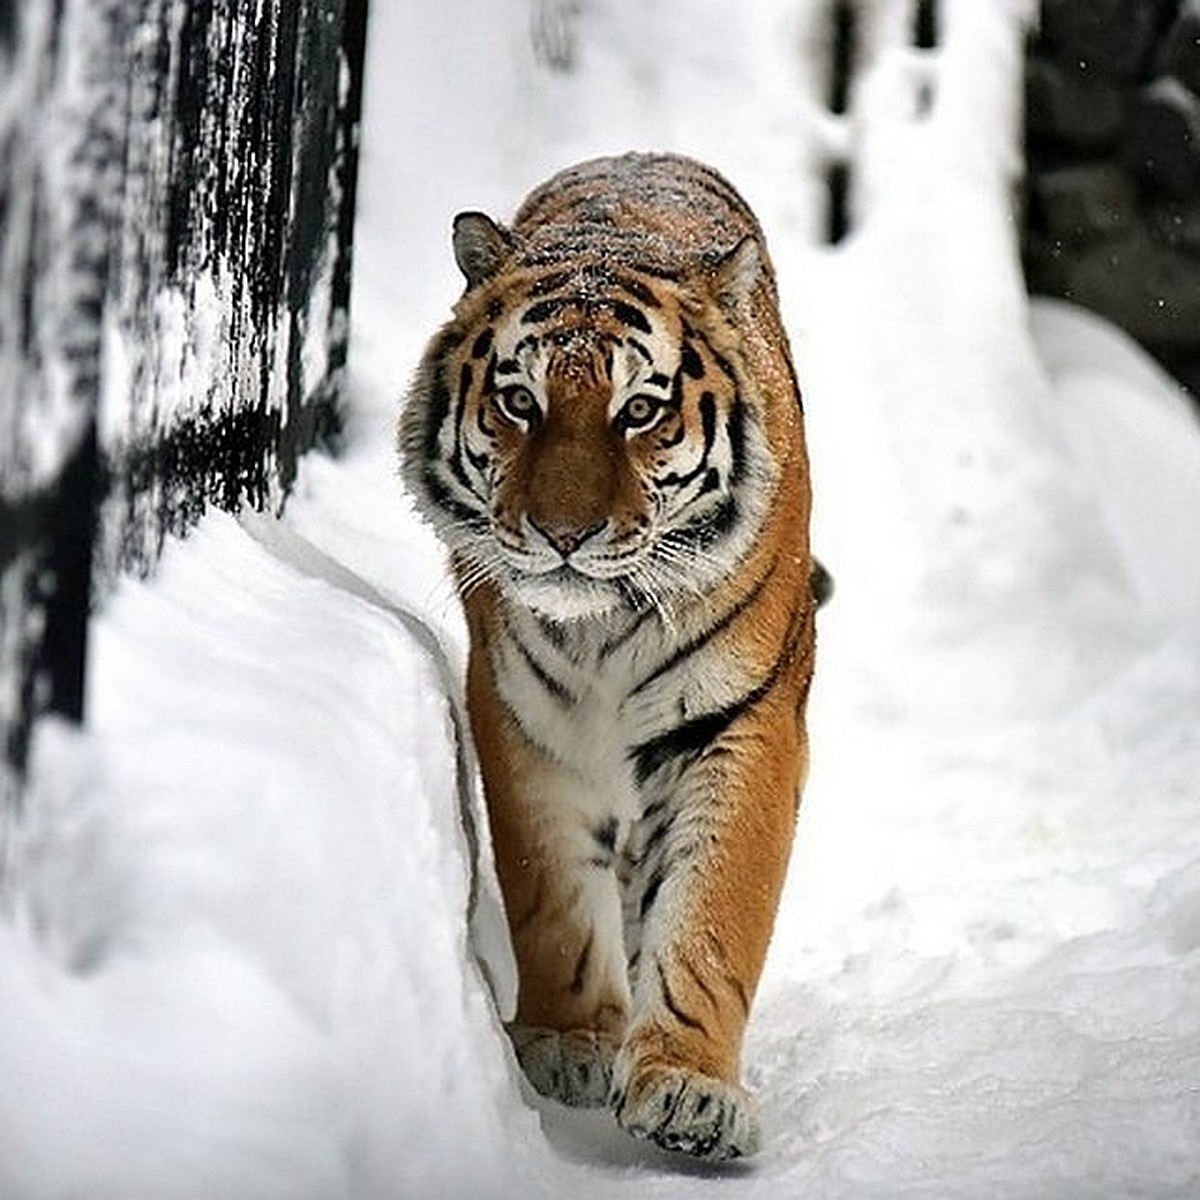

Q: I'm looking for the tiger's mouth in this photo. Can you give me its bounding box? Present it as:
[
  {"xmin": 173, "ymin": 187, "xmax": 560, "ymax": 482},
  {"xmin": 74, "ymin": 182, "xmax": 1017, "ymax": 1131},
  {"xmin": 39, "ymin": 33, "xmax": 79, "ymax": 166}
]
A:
[
  {"xmin": 507, "ymin": 563, "xmax": 630, "ymax": 619},
  {"xmin": 489, "ymin": 529, "xmax": 654, "ymax": 617}
]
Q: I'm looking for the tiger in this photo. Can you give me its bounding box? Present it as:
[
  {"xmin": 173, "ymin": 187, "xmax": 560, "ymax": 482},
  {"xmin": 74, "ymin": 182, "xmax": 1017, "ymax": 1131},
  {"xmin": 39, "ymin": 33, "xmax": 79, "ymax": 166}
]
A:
[{"xmin": 399, "ymin": 152, "xmax": 817, "ymax": 1162}]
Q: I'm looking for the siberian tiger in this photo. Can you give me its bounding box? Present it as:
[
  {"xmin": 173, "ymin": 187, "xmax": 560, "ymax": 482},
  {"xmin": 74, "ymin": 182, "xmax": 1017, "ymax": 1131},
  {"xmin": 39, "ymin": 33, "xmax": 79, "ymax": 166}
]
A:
[{"xmin": 399, "ymin": 152, "xmax": 816, "ymax": 1161}]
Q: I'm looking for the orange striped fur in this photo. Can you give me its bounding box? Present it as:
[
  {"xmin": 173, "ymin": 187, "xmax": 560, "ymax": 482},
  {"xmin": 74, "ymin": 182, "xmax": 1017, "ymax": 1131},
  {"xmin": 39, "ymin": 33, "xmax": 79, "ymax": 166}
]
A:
[{"xmin": 400, "ymin": 153, "xmax": 815, "ymax": 1160}]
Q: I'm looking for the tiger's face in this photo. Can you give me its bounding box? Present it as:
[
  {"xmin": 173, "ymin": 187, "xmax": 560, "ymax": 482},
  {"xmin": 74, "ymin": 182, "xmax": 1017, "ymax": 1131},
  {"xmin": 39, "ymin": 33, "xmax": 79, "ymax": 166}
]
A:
[{"xmin": 403, "ymin": 219, "xmax": 774, "ymax": 621}]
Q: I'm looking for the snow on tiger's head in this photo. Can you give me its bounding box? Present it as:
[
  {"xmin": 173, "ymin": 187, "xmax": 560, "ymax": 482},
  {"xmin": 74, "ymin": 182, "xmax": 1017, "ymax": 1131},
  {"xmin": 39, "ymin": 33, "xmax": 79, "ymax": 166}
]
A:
[{"xmin": 399, "ymin": 161, "xmax": 784, "ymax": 621}]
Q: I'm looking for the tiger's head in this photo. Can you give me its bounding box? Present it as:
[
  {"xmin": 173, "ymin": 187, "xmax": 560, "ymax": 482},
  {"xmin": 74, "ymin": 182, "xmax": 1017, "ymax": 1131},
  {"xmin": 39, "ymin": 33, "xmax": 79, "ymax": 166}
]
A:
[{"xmin": 400, "ymin": 212, "xmax": 779, "ymax": 621}]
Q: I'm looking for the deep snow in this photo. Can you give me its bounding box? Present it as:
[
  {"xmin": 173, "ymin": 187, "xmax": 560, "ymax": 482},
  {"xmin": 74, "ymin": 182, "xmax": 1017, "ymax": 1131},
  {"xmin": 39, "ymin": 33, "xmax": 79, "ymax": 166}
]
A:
[{"xmin": 3, "ymin": 1, "xmax": 1200, "ymax": 1196}]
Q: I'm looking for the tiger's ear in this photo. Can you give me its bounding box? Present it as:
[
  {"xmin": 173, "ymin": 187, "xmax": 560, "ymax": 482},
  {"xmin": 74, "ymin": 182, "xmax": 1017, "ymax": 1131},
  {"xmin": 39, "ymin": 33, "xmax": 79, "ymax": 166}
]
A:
[
  {"xmin": 452, "ymin": 211, "xmax": 514, "ymax": 290},
  {"xmin": 706, "ymin": 236, "xmax": 760, "ymax": 315}
]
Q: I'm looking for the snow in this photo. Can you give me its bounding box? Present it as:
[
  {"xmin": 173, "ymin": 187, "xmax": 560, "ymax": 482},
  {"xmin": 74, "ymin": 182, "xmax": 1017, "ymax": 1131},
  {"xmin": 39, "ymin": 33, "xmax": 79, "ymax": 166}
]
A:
[{"xmin": 3, "ymin": 1, "xmax": 1200, "ymax": 1196}]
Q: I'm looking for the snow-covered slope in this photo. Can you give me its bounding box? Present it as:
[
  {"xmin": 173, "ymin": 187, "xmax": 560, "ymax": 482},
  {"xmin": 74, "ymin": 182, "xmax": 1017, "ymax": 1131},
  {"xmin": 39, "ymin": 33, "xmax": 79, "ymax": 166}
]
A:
[{"xmin": 3, "ymin": 2, "xmax": 1199, "ymax": 1196}]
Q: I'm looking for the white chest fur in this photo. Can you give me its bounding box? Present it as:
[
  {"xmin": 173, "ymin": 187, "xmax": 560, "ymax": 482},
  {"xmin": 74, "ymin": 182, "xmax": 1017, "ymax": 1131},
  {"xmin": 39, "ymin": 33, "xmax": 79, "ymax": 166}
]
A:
[{"xmin": 489, "ymin": 598, "xmax": 759, "ymax": 820}]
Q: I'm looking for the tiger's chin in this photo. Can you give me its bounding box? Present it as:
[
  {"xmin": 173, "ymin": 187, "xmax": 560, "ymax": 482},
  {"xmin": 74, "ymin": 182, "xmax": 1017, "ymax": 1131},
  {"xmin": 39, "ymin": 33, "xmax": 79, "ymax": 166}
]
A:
[{"xmin": 505, "ymin": 567, "xmax": 628, "ymax": 622}]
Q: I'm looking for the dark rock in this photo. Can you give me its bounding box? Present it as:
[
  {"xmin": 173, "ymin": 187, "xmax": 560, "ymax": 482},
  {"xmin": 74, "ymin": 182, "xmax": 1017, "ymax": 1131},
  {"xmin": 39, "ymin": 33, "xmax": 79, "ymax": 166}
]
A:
[
  {"xmin": 1028, "ymin": 163, "xmax": 1140, "ymax": 243},
  {"xmin": 1024, "ymin": 2, "xmax": 1200, "ymax": 405},
  {"xmin": 1162, "ymin": 0, "xmax": 1200, "ymax": 94},
  {"xmin": 1044, "ymin": 225, "xmax": 1200, "ymax": 347},
  {"xmin": 1123, "ymin": 76, "xmax": 1200, "ymax": 198},
  {"xmin": 1040, "ymin": 0, "xmax": 1161, "ymax": 79},
  {"xmin": 1023, "ymin": 230, "xmax": 1076, "ymax": 297},
  {"xmin": 1155, "ymin": 351, "xmax": 1200, "ymax": 399},
  {"xmin": 1026, "ymin": 54, "xmax": 1127, "ymax": 149},
  {"xmin": 1151, "ymin": 199, "xmax": 1200, "ymax": 251}
]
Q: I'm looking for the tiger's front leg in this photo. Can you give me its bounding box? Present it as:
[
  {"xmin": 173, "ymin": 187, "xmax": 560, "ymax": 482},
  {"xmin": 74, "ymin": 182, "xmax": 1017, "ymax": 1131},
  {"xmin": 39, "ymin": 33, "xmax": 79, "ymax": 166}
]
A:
[
  {"xmin": 467, "ymin": 643, "xmax": 633, "ymax": 1108},
  {"xmin": 614, "ymin": 689, "xmax": 807, "ymax": 1160}
]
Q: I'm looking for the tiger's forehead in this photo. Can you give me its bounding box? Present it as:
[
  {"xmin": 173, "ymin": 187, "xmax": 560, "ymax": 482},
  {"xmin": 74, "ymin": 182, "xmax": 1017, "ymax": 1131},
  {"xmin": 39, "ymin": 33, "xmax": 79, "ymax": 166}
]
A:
[{"xmin": 486, "ymin": 264, "xmax": 683, "ymax": 392}]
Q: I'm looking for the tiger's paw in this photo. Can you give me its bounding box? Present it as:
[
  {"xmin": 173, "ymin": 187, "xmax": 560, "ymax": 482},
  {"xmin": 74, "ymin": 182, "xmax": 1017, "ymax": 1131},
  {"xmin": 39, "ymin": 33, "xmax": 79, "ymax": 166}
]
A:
[
  {"xmin": 610, "ymin": 1055, "xmax": 761, "ymax": 1161},
  {"xmin": 508, "ymin": 1025, "xmax": 619, "ymax": 1108}
]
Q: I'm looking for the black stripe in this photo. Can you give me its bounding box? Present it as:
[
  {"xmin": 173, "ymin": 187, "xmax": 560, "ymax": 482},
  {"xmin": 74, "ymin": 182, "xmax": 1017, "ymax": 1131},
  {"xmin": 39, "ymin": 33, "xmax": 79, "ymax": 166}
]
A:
[
  {"xmin": 674, "ymin": 496, "xmax": 739, "ymax": 551},
  {"xmin": 691, "ymin": 328, "xmax": 737, "ymax": 382},
  {"xmin": 637, "ymin": 805, "xmax": 674, "ymax": 882},
  {"xmin": 688, "ymin": 163, "xmax": 759, "ymax": 224},
  {"xmin": 423, "ymin": 469, "xmax": 486, "ymax": 527},
  {"xmin": 453, "ymin": 361, "xmax": 475, "ymax": 461},
  {"xmin": 593, "ymin": 816, "xmax": 619, "ymax": 855},
  {"xmin": 630, "ymin": 262, "xmax": 685, "ymax": 283},
  {"xmin": 668, "ymin": 364, "xmax": 685, "ymax": 411},
  {"xmin": 495, "ymin": 358, "xmax": 520, "ymax": 376},
  {"xmin": 727, "ymin": 394, "xmax": 746, "ymax": 483},
  {"xmin": 657, "ymin": 957, "xmax": 706, "ymax": 1032},
  {"xmin": 626, "ymin": 337, "xmax": 654, "ymax": 363},
  {"xmin": 655, "ymin": 392, "xmax": 717, "ymax": 490},
  {"xmin": 431, "ymin": 327, "xmax": 466, "ymax": 362},
  {"xmin": 423, "ymin": 371, "xmax": 454, "ymax": 460},
  {"xmin": 510, "ymin": 875, "xmax": 546, "ymax": 936},
  {"xmin": 680, "ymin": 953, "xmax": 721, "ymax": 1014},
  {"xmin": 632, "ymin": 700, "xmax": 739, "ymax": 788},
  {"xmin": 569, "ymin": 934, "xmax": 593, "ymax": 995},
  {"xmin": 647, "ymin": 371, "xmax": 671, "ymax": 389},
  {"xmin": 475, "ymin": 392, "xmax": 499, "ymax": 439},
  {"xmin": 446, "ymin": 445, "xmax": 486, "ymax": 501},
  {"xmin": 419, "ymin": 328, "xmax": 466, "ymax": 459},
  {"xmin": 637, "ymin": 795, "xmax": 672, "ymax": 852},
  {"xmin": 608, "ymin": 299, "xmax": 652, "ymax": 334},
  {"xmin": 470, "ymin": 328, "xmax": 494, "ymax": 359},
  {"xmin": 640, "ymin": 870, "xmax": 664, "ymax": 920},
  {"xmin": 522, "ymin": 297, "xmax": 573, "ymax": 325},
  {"xmin": 464, "ymin": 445, "xmax": 490, "ymax": 474},
  {"xmin": 614, "ymin": 274, "xmax": 662, "ymax": 309},
  {"xmin": 629, "ymin": 602, "xmax": 801, "ymax": 788},
  {"xmin": 534, "ymin": 613, "xmax": 570, "ymax": 649},
  {"xmin": 680, "ymin": 341, "xmax": 704, "ymax": 380},
  {"xmin": 515, "ymin": 637, "xmax": 577, "ymax": 706},
  {"xmin": 628, "ymin": 555, "xmax": 778, "ymax": 698},
  {"xmin": 537, "ymin": 614, "xmax": 568, "ymax": 652},
  {"xmin": 727, "ymin": 972, "xmax": 751, "ymax": 1015},
  {"xmin": 528, "ymin": 269, "xmax": 574, "ymax": 297},
  {"xmin": 446, "ymin": 362, "xmax": 482, "ymax": 499}
]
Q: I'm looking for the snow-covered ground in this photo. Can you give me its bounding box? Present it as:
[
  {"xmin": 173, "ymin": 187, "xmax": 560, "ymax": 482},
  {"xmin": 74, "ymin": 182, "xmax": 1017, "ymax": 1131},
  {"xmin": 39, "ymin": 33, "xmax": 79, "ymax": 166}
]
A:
[{"xmin": 4, "ymin": 1, "xmax": 1200, "ymax": 1196}]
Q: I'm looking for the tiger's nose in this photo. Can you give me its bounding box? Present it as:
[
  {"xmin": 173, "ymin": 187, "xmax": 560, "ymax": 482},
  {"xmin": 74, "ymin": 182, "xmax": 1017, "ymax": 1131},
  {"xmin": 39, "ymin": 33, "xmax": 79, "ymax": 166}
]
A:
[{"xmin": 529, "ymin": 517, "xmax": 605, "ymax": 558}]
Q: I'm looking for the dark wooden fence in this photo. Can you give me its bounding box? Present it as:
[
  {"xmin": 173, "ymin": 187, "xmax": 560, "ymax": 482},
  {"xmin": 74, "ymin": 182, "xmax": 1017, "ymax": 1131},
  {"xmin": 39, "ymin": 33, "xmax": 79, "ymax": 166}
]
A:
[{"xmin": 0, "ymin": 0, "xmax": 368, "ymax": 826}]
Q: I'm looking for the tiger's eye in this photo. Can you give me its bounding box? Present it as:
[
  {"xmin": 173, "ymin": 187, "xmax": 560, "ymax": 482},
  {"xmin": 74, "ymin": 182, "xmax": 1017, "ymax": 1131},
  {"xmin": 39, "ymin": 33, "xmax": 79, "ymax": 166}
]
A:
[
  {"xmin": 620, "ymin": 395, "xmax": 661, "ymax": 431},
  {"xmin": 497, "ymin": 386, "xmax": 539, "ymax": 426}
]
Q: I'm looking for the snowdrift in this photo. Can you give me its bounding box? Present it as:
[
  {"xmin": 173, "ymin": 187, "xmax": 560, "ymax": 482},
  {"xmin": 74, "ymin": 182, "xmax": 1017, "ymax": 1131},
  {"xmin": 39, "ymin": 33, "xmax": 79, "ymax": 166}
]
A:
[{"xmin": 3, "ymin": 2, "xmax": 1199, "ymax": 1196}]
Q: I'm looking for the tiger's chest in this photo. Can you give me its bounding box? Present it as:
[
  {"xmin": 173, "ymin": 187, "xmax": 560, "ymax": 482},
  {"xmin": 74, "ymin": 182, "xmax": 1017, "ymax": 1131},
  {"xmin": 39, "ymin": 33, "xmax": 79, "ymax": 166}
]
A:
[{"xmin": 487, "ymin": 603, "xmax": 751, "ymax": 792}]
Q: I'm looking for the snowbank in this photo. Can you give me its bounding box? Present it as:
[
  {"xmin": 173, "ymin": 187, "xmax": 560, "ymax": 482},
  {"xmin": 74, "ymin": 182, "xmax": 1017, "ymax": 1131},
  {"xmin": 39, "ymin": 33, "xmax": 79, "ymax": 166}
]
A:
[{"xmin": 3, "ymin": 1, "xmax": 1199, "ymax": 1196}]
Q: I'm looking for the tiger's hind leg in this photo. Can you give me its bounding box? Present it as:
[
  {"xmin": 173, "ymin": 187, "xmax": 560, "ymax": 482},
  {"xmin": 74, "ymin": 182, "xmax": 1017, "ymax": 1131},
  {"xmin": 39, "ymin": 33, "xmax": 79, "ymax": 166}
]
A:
[
  {"xmin": 468, "ymin": 647, "xmax": 633, "ymax": 1108},
  {"xmin": 614, "ymin": 691, "xmax": 806, "ymax": 1160}
]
